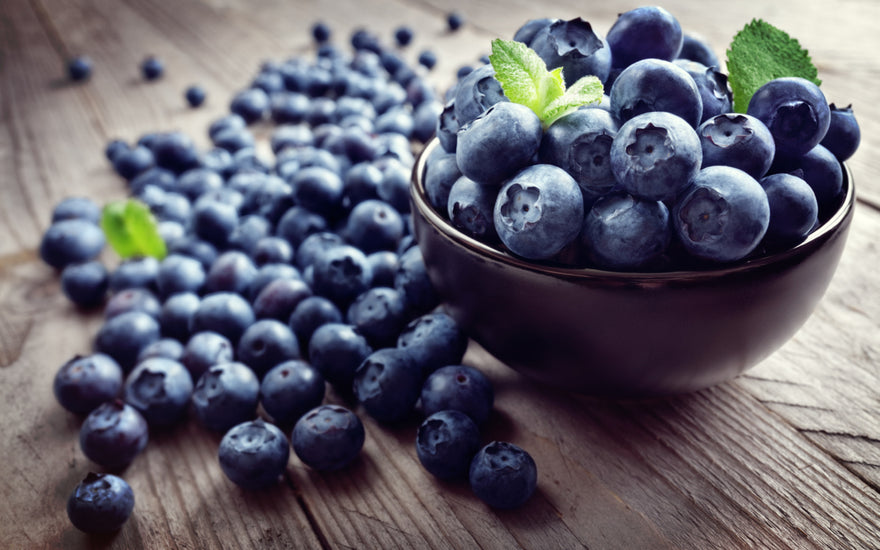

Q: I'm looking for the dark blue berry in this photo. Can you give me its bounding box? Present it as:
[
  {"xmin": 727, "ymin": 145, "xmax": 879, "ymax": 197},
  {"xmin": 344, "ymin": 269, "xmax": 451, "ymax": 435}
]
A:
[
  {"xmin": 79, "ymin": 399, "xmax": 149, "ymax": 470},
  {"xmin": 181, "ymin": 331, "xmax": 234, "ymax": 381},
  {"xmin": 141, "ymin": 55, "xmax": 164, "ymax": 80},
  {"xmin": 61, "ymin": 261, "xmax": 109, "ymax": 308},
  {"xmin": 291, "ymin": 405, "xmax": 364, "ymax": 471},
  {"xmin": 469, "ymin": 441, "xmax": 537, "ymax": 509},
  {"xmin": 260, "ymin": 360, "xmax": 325, "ymax": 424},
  {"xmin": 39, "ymin": 219, "xmax": 105, "ymax": 270},
  {"xmin": 123, "ymin": 357, "xmax": 193, "ymax": 426},
  {"xmin": 353, "ymin": 347, "xmax": 421, "ymax": 423},
  {"xmin": 53, "ymin": 354, "xmax": 123, "ymax": 415},
  {"xmin": 237, "ymin": 319, "xmax": 301, "ymax": 378},
  {"xmin": 416, "ymin": 410, "xmax": 480, "ymax": 480},
  {"xmin": 191, "ymin": 362, "xmax": 260, "ymax": 432},
  {"xmin": 67, "ymin": 56, "xmax": 93, "ymax": 81},
  {"xmin": 94, "ymin": 311, "xmax": 161, "ymax": 372},
  {"xmin": 67, "ymin": 473, "xmax": 134, "ymax": 533},
  {"xmin": 185, "ymin": 85, "xmax": 207, "ymax": 107},
  {"xmin": 421, "ymin": 365, "xmax": 493, "ymax": 425},
  {"xmin": 218, "ymin": 419, "xmax": 290, "ymax": 489}
]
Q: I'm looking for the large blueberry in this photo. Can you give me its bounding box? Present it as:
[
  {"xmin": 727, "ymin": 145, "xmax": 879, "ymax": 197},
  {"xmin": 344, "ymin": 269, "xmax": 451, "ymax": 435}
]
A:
[
  {"xmin": 469, "ymin": 441, "xmax": 537, "ymax": 509},
  {"xmin": 67, "ymin": 473, "xmax": 134, "ymax": 533},
  {"xmin": 610, "ymin": 111, "xmax": 702, "ymax": 202},
  {"xmin": 53, "ymin": 353, "xmax": 123, "ymax": 415},
  {"xmin": 538, "ymin": 108, "xmax": 619, "ymax": 201},
  {"xmin": 190, "ymin": 292, "xmax": 256, "ymax": 345},
  {"xmin": 291, "ymin": 405, "xmax": 365, "ymax": 471},
  {"xmin": 673, "ymin": 59, "xmax": 731, "ymax": 123},
  {"xmin": 159, "ymin": 292, "xmax": 201, "ymax": 342},
  {"xmin": 456, "ymin": 102, "xmax": 543, "ymax": 187},
  {"xmin": 124, "ymin": 357, "xmax": 193, "ymax": 426},
  {"xmin": 156, "ymin": 254, "xmax": 206, "ymax": 299},
  {"xmin": 344, "ymin": 199, "xmax": 405, "ymax": 254},
  {"xmin": 606, "ymin": 6, "xmax": 683, "ymax": 68},
  {"xmin": 610, "ymin": 59, "xmax": 702, "ymax": 128},
  {"xmin": 191, "ymin": 362, "xmax": 260, "ymax": 432},
  {"xmin": 39, "ymin": 219, "xmax": 105, "ymax": 270},
  {"xmin": 673, "ymin": 166, "xmax": 770, "ymax": 263},
  {"xmin": 493, "ymin": 164, "xmax": 584, "ymax": 260},
  {"xmin": 529, "ymin": 17, "xmax": 612, "ymax": 86},
  {"xmin": 307, "ymin": 322, "xmax": 372, "ymax": 391},
  {"xmin": 61, "ymin": 261, "xmax": 109, "ymax": 308},
  {"xmin": 218, "ymin": 419, "xmax": 290, "ymax": 489},
  {"xmin": 759, "ymin": 173, "xmax": 819, "ymax": 247},
  {"xmin": 447, "ymin": 175, "xmax": 499, "ymax": 243},
  {"xmin": 181, "ymin": 331, "xmax": 234, "ymax": 381},
  {"xmin": 94, "ymin": 311, "xmax": 161, "ymax": 372},
  {"xmin": 747, "ymin": 77, "xmax": 831, "ymax": 157},
  {"xmin": 259, "ymin": 360, "xmax": 325, "ymax": 425},
  {"xmin": 236, "ymin": 319, "xmax": 301, "ymax": 378},
  {"xmin": 416, "ymin": 410, "xmax": 481, "ymax": 480},
  {"xmin": 580, "ymin": 193, "xmax": 671, "ymax": 270},
  {"xmin": 353, "ymin": 347, "xmax": 422, "ymax": 424},
  {"xmin": 79, "ymin": 399, "xmax": 149, "ymax": 470},
  {"xmin": 311, "ymin": 244, "xmax": 372, "ymax": 307},
  {"xmin": 397, "ymin": 311, "xmax": 468, "ymax": 378},
  {"xmin": 699, "ymin": 113, "xmax": 775, "ymax": 179},
  {"xmin": 453, "ymin": 64, "xmax": 508, "ymax": 127},
  {"xmin": 421, "ymin": 365, "xmax": 494, "ymax": 426}
]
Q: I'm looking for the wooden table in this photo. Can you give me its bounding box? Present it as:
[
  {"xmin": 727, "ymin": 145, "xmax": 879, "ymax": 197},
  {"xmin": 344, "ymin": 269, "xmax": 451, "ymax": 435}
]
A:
[{"xmin": 2, "ymin": 0, "xmax": 879, "ymax": 548}]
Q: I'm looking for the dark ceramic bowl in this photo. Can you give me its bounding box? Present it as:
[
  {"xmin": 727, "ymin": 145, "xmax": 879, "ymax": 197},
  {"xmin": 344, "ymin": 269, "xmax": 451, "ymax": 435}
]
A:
[{"xmin": 410, "ymin": 140, "xmax": 855, "ymax": 396}]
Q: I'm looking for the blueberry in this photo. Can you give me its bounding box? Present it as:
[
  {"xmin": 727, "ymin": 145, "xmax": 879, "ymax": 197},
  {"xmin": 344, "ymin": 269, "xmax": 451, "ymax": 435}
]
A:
[
  {"xmin": 747, "ymin": 77, "xmax": 831, "ymax": 157},
  {"xmin": 291, "ymin": 405, "xmax": 365, "ymax": 471},
  {"xmin": 307, "ymin": 322, "xmax": 372, "ymax": 391},
  {"xmin": 104, "ymin": 288, "xmax": 161, "ymax": 320},
  {"xmin": 291, "ymin": 166, "xmax": 345, "ymax": 218},
  {"xmin": 104, "ymin": 139, "xmax": 129, "ymax": 163},
  {"xmin": 771, "ymin": 144, "xmax": 843, "ymax": 221},
  {"xmin": 181, "ymin": 331, "xmax": 234, "ymax": 381},
  {"xmin": 294, "ymin": 231, "xmax": 344, "ymax": 271},
  {"xmin": 94, "ymin": 311, "xmax": 161, "ymax": 372},
  {"xmin": 353, "ymin": 347, "xmax": 422, "ymax": 423},
  {"xmin": 270, "ymin": 93, "xmax": 310, "ymax": 124},
  {"xmin": 418, "ymin": 50, "xmax": 437, "ymax": 71},
  {"xmin": 227, "ymin": 215, "xmax": 272, "ymax": 253},
  {"xmin": 52, "ymin": 196, "xmax": 101, "ymax": 224},
  {"xmin": 159, "ymin": 292, "xmax": 200, "ymax": 342},
  {"xmin": 344, "ymin": 199, "xmax": 405, "ymax": 254},
  {"xmin": 237, "ymin": 319, "xmax": 300, "ymax": 378},
  {"xmin": 289, "ymin": 296, "xmax": 344, "ymax": 348},
  {"xmin": 346, "ymin": 287, "xmax": 408, "ymax": 349},
  {"xmin": 606, "ymin": 6, "xmax": 683, "ymax": 68},
  {"xmin": 538, "ymin": 108, "xmax": 619, "ymax": 201},
  {"xmin": 247, "ymin": 263, "xmax": 302, "ymax": 302},
  {"xmin": 67, "ymin": 473, "xmax": 134, "ymax": 533},
  {"xmin": 152, "ymin": 132, "xmax": 201, "ymax": 174},
  {"xmin": 176, "ymin": 168, "xmax": 224, "ymax": 201},
  {"xmin": 251, "ymin": 236, "xmax": 294, "ymax": 266},
  {"xmin": 218, "ymin": 419, "xmax": 290, "ymax": 489},
  {"xmin": 446, "ymin": 176, "xmax": 498, "ymax": 242},
  {"xmin": 447, "ymin": 11, "xmax": 465, "ymax": 32},
  {"xmin": 394, "ymin": 245, "xmax": 439, "ymax": 315},
  {"xmin": 252, "ymin": 277, "xmax": 313, "ymax": 322},
  {"xmin": 424, "ymin": 149, "xmax": 463, "ymax": 213},
  {"xmin": 213, "ymin": 126, "xmax": 256, "ymax": 153},
  {"xmin": 191, "ymin": 291, "xmax": 255, "ymax": 345},
  {"xmin": 191, "ymin": 362, "xmax": 260, "ymax": 432},
  {"xmin": 435, "ymin": 100, "xmax": 459, "ymax": 154},
  {"xmin": 156, "ymin": 254, "xmax": 206, "ymax": 298},
  {"xmin": 610, "ymin": 58, "xmax": 703, "ymax": 128},
  {"xmin": 204, "ymin": 251, "xmax": 258, "ymax": 297},
  {"xmin": 259, "ymin": 360, "xmax": 325, "ymax": 424},
  {"xmin": 112, "ymin": 145, "xmax": 155, "ymax": 180},
  {"xmin": 343, "ymin": 162, "xmax": 384, "ymax": 208},
  {"xmin": 759, "ymin": 173, "xmax": 819, "ymax": 247},
  {"xmin": 512, "ymin": 18, "xmax": 558, "ymax": 47},
  {"xmin": 456, "ymin": 102, "xmax": 542, "ymax": 186},
  {"xmin": 529, "ymin": 17, "xmax": 612, "ymax": 86},
  {"xmin": 376, "ymin": 157, "xmax": 412, "ymax": 213},
  {"xmin": 610, "ymin": 111, "xmax": 702, "ymax": 202},
  {"xmin": 673, "ymin": 166, "xmax": 770, "ymax": 263},
  {"xmin": 67, "ymin": 56, "xmax": 93, "ymax": 81},
  {"xmin": 421, "ymin": 365, "xmax": 493, "ymax": 426},
  {"xmin": 39, "ymin": 219, "xmax": 106, "ymax": 270},
  {"xmin": 311, "ymin": 21, "xmax": 332, "ymax": 43},
  {"xmin": 453, "ymin": 64, "xmax": 508, "ymax": 127},
  {"xmin": 580, "ymin": 193, "xmax": 671, "ymax": 270},
  {"xmin": 53, "ymin": 354, "xmax": 123, "ymax": 415},
  {"xmin": 79, "ymin": 399, "xmax": 149, "ymax": 470},
  {"xmin": 190, "ymin": 200, "xmax": 237, "ymax": 249},
  {"xmin": 677, "ymin": 32, "xmax": 720, "ymax": 68},
  {"xmin": 469, "ymin": 441, "xmax": 537, "ymax": 509},
  {"xmin": 493, "ymin": 164, "xmax": 585, "ymax": 260},
  {"xmin": 366, "ymin": 250, "xmax": 399, "ymax": 288},
  {"xmin": 141, "ymin": 55, "xmax": 164, "ymax": 80},
  {"xmin": 124, "ymin": 357, "xmax": 193, "ymax": 426},
  {"xmin": 185, "ymin": 84, "xmax": 206, "ymax": 107},
  {"xmin": 412, "ymin": 100, "xmax": 442, "ymax": 143},
  {"xmin": 820, "ymin": 103, "xmax": 861, "ymax": 162},
  {"xmin": 61, "ymin": 261, "xmax": 109, "ymax": 308},
  {"xmin": 416, "ymin": 410, "xmax": 481, "ymax": 480},
  {"xmin": 230, "ymin": 87, "xmax": 270, "ymax": 124},
  {"xmin": 311, "ymin": 244, "xmax": 373, "ymax": 307},
  {"xmin": 698, "ymin": 113, "xmax": 775, "ymax": 180},
  {"xmin": 397, "ymin": 311, "xmax": 468, "ymax": 378},
  {"xmin": 673, "ymin": 59, "xmax": 731, "ymax": 123},
  {"xmin": 394, "ymin": 26, "xmax": 414, "ymax": 47},
  {"xmin": 137, "ymin": 338, "xmax": 185, "ymax": 363}
]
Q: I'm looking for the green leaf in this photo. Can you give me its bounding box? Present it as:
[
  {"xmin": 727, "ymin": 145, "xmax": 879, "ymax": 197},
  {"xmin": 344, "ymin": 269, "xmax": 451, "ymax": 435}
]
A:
[
  {"xmin": 542, "ymin": 75, "xmax": 604, "ymax": 128},
  {"xmin": 726, "ymin": 19, "xmax": 821, "ymax": 113},
  {"xmin": 489, "ymin": 38, "xmax": 605, "ymax": 129},
  {"xmin": 489, "ymin": 38, "xmax": 565, "ymax": 116},
  {"xmin": 100, "ymin": 199, "xmax": 166, "ymax": 260}
]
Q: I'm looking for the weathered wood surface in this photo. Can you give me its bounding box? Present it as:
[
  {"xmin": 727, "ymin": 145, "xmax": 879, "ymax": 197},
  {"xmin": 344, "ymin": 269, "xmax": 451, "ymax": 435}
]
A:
[{"xmin": 1, "ymin": 0, "xmax": 879, "ymax": 548}]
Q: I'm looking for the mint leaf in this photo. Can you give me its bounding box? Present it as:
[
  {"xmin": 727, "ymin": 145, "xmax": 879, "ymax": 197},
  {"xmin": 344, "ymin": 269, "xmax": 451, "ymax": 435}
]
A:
[
  {"xmin": 726, "ymin": 19, "xmax": 821, "ymax": 113},
  {"xmin": 489, "ymin": 38, "xmax": 564, "ymax": 114},
  {"xmin": 542, "ymin": 75, "xmax": 604, "ymax": 127},
  {"xmin": 100, "ymin": 199, "xmax": 166, "ymax": 260},
  {"xmin": 489, "ymin": 39, "xmax": 603, "ymax": 128}
]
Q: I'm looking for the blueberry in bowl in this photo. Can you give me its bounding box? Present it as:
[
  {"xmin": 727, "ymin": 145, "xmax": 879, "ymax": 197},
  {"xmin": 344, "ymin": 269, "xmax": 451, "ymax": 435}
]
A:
[{"xmin": 410, "ymin": 138, "xmax": 855, "ymax": 396}]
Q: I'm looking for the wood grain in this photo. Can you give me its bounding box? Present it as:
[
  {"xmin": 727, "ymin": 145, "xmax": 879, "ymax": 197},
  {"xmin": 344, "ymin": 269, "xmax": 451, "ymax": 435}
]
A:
[{"xmin": 1, "ymin": 0, "xmax": 879, "ymax": 548}]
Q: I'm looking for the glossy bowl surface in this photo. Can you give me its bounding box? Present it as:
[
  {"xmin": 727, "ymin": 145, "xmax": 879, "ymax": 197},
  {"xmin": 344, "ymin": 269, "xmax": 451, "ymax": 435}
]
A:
[{"xmin": 410, "ymin": 140, "xmax": 855, "ymax": 396}]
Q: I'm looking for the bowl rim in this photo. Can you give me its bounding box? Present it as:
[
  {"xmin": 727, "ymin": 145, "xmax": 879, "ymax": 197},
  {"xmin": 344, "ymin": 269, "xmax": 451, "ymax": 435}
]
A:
[{"xmin": 411, "ymin": 139, "xmax": 856, "ymax": 282}]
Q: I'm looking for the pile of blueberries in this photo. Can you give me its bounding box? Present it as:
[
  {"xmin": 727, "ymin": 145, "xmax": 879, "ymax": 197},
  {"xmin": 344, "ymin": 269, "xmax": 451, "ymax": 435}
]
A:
[
  {"xmin": 47, "ymin": 16, "xmax": 539, "ymax": 535},
  {"xmin": 426, "ymin": 6, "xmax": 861, "ymax": 270}
]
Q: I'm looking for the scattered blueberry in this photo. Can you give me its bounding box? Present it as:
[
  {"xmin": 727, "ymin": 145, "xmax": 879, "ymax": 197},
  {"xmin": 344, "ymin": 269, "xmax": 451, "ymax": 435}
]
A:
[
  {"xmin": 79, "ymin": 399, "xmax": 149, "ymax": 470},
  {"xmin": 141, "ymin": 55, "xmax": 164, "ymax": 80},
  {"xmin": 53, "ymin": 353, "xmax": 124, "ymax": 415},
  {"xmin": 124, "ymin": 357, "xmax": 194, "ymax": 426},
  {"xmin": 67, "ymin": 56, "xmax": 93, "ymax": 81},
  {"xmin": 416, "ymin": 410, "xmax": 481, "ymax": 480},
  {"xmin": 185, "ymin": 85, "xmax": 207, "ymax": 107},
  {"xmin": 61, "ymin": 261, "xmax": 109, "ymax": 308},
  {"xmin": 218, "ymin": 419, "xmax": 290, "ymax": 489},
  {"xmin": 353, "ymin": 347, "xmax": 422, "ymax": 423},
  {"xmin": 421, "ymin": 365, "xmax": 494, "ymax": 426},
  {"xmin": 291, "ymin": 405, "xmax": 365, "ymax": 471},
  {"xmin": 191, "ymin": 362, "xmax": 260, "ymax": 432},
  {"xmin": 469, "ymin": 441, "xmax": 538, "ymax": 509},
  {"xmin": 39, "ymin": 219, "xmax": 106, "ymax": 270},
  {"xmin": 260, "ymin": 360, "xmax": 325, "ymax": 424},
  {"xmin": 67, "ymin": 472, "xmax": 135, "ymax": 533}
]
